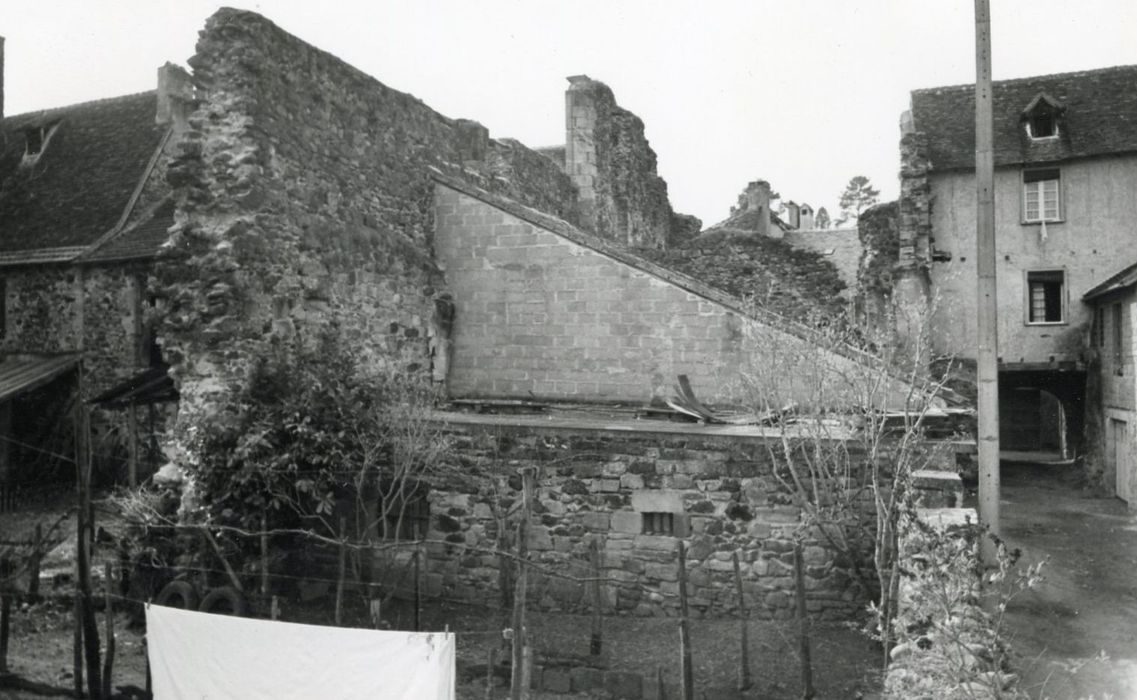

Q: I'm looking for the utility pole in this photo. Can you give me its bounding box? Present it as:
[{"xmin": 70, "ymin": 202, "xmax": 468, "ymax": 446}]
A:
[{"xmin": 974, "ymin": 0, "xmax": 1000, "ymax": 564}]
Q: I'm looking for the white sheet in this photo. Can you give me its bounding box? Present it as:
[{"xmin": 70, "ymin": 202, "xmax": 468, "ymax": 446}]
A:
[{"xmin": 146, "ymin": 604, "xmax": 455, "ymax": 699}]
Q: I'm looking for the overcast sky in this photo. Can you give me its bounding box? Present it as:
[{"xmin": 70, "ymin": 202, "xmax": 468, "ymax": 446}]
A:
[{"xmin": 3, "ymin": 1, "xmax": 1136, "ymax": 226}]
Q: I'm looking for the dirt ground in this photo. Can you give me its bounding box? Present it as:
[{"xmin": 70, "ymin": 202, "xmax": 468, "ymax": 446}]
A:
[{"xmin": 996, "ymin": 462, "xmax": 1137, "ymax": 700}]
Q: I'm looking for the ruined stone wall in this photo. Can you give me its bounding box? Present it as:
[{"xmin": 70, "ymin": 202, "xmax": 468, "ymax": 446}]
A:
[
  {"xmin": 436, "ymin": 183, "xmax": 921, "ymax": 409},
  {"xmin": 156, "ymin": 9, "xmax": 578, "ymax": 426},
  {"xmin": 565, "ymin": 76, "xmax": 692, "ymax": 249},
  {"xmin": 424, "ymin": 417, "xmax": 869, "ymax": 620}
]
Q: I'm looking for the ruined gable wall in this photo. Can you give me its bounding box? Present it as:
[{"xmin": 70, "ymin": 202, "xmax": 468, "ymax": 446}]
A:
[
  {"xmin": 566, "ymin": 77, "xmax": 690, "ymax": 249},
  {"xmin": 156, "ymin": 9, "xmax": 577, "ymax": 421},
  {"xmin": 436, "ymin": 185, "xmax": 921, "ymax": 409}
]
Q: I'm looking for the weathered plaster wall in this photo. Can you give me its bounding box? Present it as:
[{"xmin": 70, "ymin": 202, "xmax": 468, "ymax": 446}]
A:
[
  {"xmin": 156, "ymin": 9, "xmax": 578, "ymax": 426},
  {"xmin": 923, "ymin": 156, "xmax": 1137, "ymax": 363},
  {"xmin": 565, "ymin": 75, "xmax": 692, "ymax": 249},
  {"xmin": 424, "ymin": 417, "xmax": 870, "ymax": 620},
  {"xmin": 436, "ymin": 183, "xmax": 921, "ymax": 409},
  {"xmin": 782, "ymin": 228, "xmax": 862, "ymax": 293}
]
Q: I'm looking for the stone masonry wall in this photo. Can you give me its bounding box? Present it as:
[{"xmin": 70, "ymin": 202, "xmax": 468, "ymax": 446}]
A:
[
  {"xmin": 565, "ymin": 75, "xmax": 693, "ymax": 249},
  {"xmin": 423, "ymin": 418, "xmax": 869, "ymax": 620},
  {"xmin": 436, "ymin": 182, "xmax": 916, "ymax": 408},
  {"xmin": 156, "ymin": 10, "xmax": 579, "ymax": 431}
]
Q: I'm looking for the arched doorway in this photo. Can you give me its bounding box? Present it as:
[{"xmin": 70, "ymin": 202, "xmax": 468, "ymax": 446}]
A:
[{"xmin": 998, "ymin": 368, "xmax": 1086, "ymax": 461}]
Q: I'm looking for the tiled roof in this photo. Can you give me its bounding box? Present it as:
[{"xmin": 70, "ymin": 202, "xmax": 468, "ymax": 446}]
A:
[
  {"xmin": 1083, "ymin": 260, "xmax": 1137, "ymax": 300},
  {"xmin": 911, "ymin": 65, "xmax": 1137, "ymax": 171},
  {"xmin": 0, "ymin": 92, "xmax": 167, "ymax": 255},
  {"xmin": 80, "ymin": 199, "xmax": 176, "ymax": 264}
]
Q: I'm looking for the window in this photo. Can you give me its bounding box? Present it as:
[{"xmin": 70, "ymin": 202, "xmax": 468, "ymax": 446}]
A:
[
  {"xmin": 1026, "ymin": 270, "xmax": 1064, "ymax": 324},
  {"xmin": 1094, "ymin": 306, "xmax": 1105, "ymax": 347},
  {"xmin": 1113, "ymin": 303, "xmax": 1124, "ymax": 371},
  {"xmin": 21, "ymin": 123, "xmax": 59, "ymax": 165},
  {"xmin": 1023, "ymin": 169, "xmax": 1061, "ymax": 222},
  {"xmin": 1027, "ymin": 111, "xmax": 1057, "ymax": 139},
  {"xmin": 642, "ymin": 512, "xmax": 675, "ymax": 536}
]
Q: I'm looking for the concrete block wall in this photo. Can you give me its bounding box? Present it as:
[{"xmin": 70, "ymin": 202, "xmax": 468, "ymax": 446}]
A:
[
  {"xmin": 436, "ymin": 184, "xmax": 749, "ymax": 402},
  {"xmin": 435, "ymin": 182, "xmax": 923, "ymax": 410}
]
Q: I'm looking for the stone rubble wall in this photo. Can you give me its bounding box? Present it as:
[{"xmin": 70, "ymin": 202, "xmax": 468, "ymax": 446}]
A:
[
  {"xmin": 420, "ymin": 420, "xmax": 872, "ymax": 621},
  {"xmin": 565, "ymin": 76, "xmax": 694, "ymax": 249},
  {"xmin": 154, "ymin": 9, "xmax": 579, "ymax": 434}
]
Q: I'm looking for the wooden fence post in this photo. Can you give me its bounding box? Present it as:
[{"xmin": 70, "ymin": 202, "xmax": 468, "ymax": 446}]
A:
[
  {"xmin": 28, "ymin": 523, "xmax": 42, "ymax": 600},
  {"xmin": 589, "ymin": 538, "xmax": 603, "ymax": 656},
  {"xmin": 0, "ymin": 558, "xmax": 11, "ymax": 674},
  {"xmin": 794, "ymin": 542, "xmax": 815, "ymax": 700},
  {"xmin": 510, "ymin": 466, "xmax": 535, "ymax": 700},
  {"xmin": 101, "ymin": 563, "xmax": 116, "ymax": 700},
  {"xmin": 335, "ymin": 517, "xmax": 347, "ymax": 626},
  {"xmin": 73, "ymin": 592, "xmax": 83, "ymax": 698},
  {"xmin": 732, "ymin": 551, "xmax": 752, "ymax": 690},
  {"xmin": 677, "ymin": 541, "xmax": 694, "ymax": 700}
]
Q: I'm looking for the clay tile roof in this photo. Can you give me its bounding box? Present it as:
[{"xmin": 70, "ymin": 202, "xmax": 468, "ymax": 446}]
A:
[
  {"xmin": 910, "ymin": 65, "xmax": 1137, "ymax": 171},
  {"xmin": 1083, "ymin": 260, "xmax": 1137, "ymax": 301},
  {"xmin": 0, "ymin": 92, "xmax": 167, "ymax": 255},
  {"xmin": 80, "ymin": 199, "xmax": 176, "ymax": 264}
]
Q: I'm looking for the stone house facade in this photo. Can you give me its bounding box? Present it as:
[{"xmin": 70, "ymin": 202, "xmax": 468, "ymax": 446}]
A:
[
  {"xmin": 1083, "ymin": 265, "xmax": 1137, "ymax": 505},
  {"xmin": 0, "ymin": 65, "xmax": 191, "ymax": 485},
  {"xmin": 895, "ymin": 65, "xmax": 1137, "ymax": 478}
]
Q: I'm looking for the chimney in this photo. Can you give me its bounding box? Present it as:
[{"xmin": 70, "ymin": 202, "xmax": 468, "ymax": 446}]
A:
[
  {"xmin": 785, "ymin": 201, "xmax": 800, "ymax": 230},
  {"xmin": 1, "ymin": 36, "xmax": 6, "ymax": 122},
  {"xmin": 156, "ymin": 62, "xmax": 194, "ymax": 128},
  {"xmin": 799, "ymin": 204, "xmax": 815, "ymax": 230},
  {"xmin": 743, "ymin": 180, "xmax": 771, "ymax": 238}
]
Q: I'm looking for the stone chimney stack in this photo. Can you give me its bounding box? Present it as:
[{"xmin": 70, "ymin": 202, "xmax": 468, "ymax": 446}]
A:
[
  {"xmin": 799, "ymin": 203, "xmax": 814, "ymax": 230},
  {"xmin": 156, "ymin": 62, "xmax": 194, "ymax": 129},
  {"xmin": 785, "ymin": 201, "xmax": 800, "ymax": 230},
  {"xmin": 565, "ymin": 74, "xmax": 601, "ymax": 231},
  {"xmin": 734, "ymin": 180, "xmax": 771, "ymax": 238}
]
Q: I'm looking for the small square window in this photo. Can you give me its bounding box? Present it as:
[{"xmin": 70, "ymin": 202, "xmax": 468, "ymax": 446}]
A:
[
  {"xmin": 642, "ymin": 512, "xmax": 675, "ymax": 536},
  {"xmin": 1026, "ymin": 270, "xmax": 1064, "ymax": 324},
  {"xmin": 1027, "ymin": 112, "xmax": 1057, "ymax": 139},
  {"xmin": 1023, "ymin": 169, "xmax": 1061, "ymax": 222}
]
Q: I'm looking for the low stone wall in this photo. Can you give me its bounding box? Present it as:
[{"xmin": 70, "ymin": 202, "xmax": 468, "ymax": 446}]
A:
[{"xmin": 419, "ymin": 414, "xmax": 872, "ymax": 620}]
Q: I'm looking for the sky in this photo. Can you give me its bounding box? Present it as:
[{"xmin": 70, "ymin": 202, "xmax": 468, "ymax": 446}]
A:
[{"xmin": 3, "ymin": 1, "xmax": 1137, "ymax": 227}]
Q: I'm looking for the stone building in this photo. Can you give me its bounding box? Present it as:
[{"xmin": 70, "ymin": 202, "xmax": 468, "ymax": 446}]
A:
[
  {"xmin": 1082, "ymin": 266, "xmax": 1137, "ymax": 506},
  {"xmin": 0, "ymin": 59, "xmax": 192, "ymax": 486},
  {"xmin": 2, "ymin": 10, "xmax": 955, "ymax": 619},
  {"xmin": 895, "ymin": 65, "xmax": 1137, "ymax": 486}
]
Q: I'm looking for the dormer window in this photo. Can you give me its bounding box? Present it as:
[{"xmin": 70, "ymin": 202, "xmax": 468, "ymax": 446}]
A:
[
  {"xmin": 1028, "ymin": 111, "xmax": 1056, "ymax": 139},
  {"xmin": 1022, "ymin": 93, "xmax": 1064, "ymax": 140}
]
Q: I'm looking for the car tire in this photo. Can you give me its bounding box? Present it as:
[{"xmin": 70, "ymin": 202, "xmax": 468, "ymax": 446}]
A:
[
  {"xmin": 155, "ymin": 580, "xmax": 199, "ymax": 610},
  {"xmin": 199, "ymin": 586, "xmax": 248, "ymax": 616}
]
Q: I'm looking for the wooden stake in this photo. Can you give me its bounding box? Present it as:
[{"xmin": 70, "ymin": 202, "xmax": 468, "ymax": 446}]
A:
[
  {"xmin": 335, "ymin": 517, "xmax": 347, "ymax": 626},
  {"xmin": 974, "ymin": 0, "xmax": 1001, "ymax": 566},
  {"xmin": 413, "ymin": 548, "xmax": 422, "ymax": 632},
  {"xmin": 76, "ymin": 405, "xmax": 102, "ymax": 699},
  {"xmin": 732, "ymin": 551, "xmax": 751, "ymax": 690},
  {"xmin": 271, "ymin": 596, "xmax": 280, "ymax": 621},
  {"xmin": 0, "ymin": 558, "xmax": 11, "ymax": 674},
  {"xmin": 793, "ymin": 543, "xmax": 815, "ymax": 700},
  {"xmin": 73, "ymin": 593, "xmax": 83, "ymax": 699},
  {"xmin": 260, "ymin": 513, "xmax": 270, "ymax": 599},
  {"xmin": 127, "ymin": 402, "xmax": 138, "ymax": 488},
  {"xmin": 657, "ymin": 666, "xmax": 667, "ymax": 700},
  {"xmin": 519, "ymin": 641, "xmax": 533, "ymax": 700},
  {"xmin": 101, "ymin": 563, "xmax": 115, "ymax": 700},
  {"xmin": 484, "ymin": 647, "xmax": 496, "ymax": 700},
  {"xmin": 588, "ymin": 538, "xmax": 603, "ymax": 656},
  {"xmin": 510, "ymin": 467, "xmax": 535, "ymax": 700},
  {"xmin": 677, "ymin": 541, "xmax": 694, "ymax": 700},
  {"xmin": 28, "ymin": 523, "xmax": 42, "ymax": 600}
]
